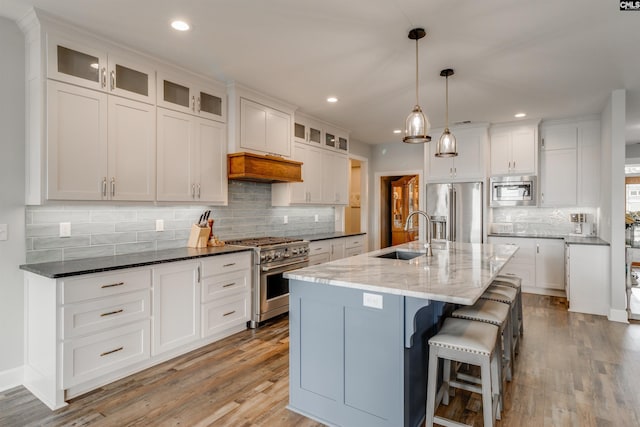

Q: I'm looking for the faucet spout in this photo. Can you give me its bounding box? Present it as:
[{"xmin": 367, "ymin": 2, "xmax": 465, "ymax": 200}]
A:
[{"xmin": 404, "ymin": 210, "xmax": 433, "ymax": 256}]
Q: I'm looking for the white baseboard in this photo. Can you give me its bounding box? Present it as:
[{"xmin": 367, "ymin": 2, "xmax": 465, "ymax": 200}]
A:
[
  {"xmin": 0, "ymin": 365, "xmax": 23, "ymax": 392},
  {"xmin": 608, "ymin": 308, "xmax": 629, "ymax": 323}
]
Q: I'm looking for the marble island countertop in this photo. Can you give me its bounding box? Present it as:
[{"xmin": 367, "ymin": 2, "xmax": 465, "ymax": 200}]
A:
[
  {"xmin": 285, "ymin": 241, "xmax": 518, "ymax": 305},
  {"xmin": 488, "ymin": 233, "xmax": 609, "ymax": 246}
]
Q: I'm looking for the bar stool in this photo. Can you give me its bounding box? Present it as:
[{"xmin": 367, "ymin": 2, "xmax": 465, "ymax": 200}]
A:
[
  {"xmin": 426, "ymin": 317, "xmax": 501, "ymax": 427},
  {"xmin": 452, "ymin": 298, "xmax": 513, "ymax": 385},
  {"xmin": 480, "ymin": 283, "xmax": 520, "ymax": 355},
  {"xmin": 494, "ymin": 274, "xmax": 524, "ymax": 338}
]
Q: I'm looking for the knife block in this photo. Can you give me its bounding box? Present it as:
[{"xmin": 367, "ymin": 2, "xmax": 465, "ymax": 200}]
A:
[{"xmin": 187, "ymin": 225, "xmax": 211, "ymax": 248}]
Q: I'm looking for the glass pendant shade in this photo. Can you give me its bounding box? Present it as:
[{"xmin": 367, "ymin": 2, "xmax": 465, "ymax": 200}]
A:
[
  {"xmin": 403, "ymin": 28, "xmax": 430, "ymax": 144},
  {"xmin": 403, "ymin": 105, "xmax": 431, "ymax": 143},
  {"xmin": 435, "ymin": 128, "xmax": 457, "ymax": 157}
]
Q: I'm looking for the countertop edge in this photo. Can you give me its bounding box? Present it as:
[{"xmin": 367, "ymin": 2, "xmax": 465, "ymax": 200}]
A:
[
  {"xmin": 20, "ymin": 246, "xmax": 254, "ymax": 279},
  {"xmin": 488, "ymin": 233, "xmax": 610, "ymax": 246},
  {"xmin": 295, "ymin": 232, "xmax": 366, "ymax": 242}
]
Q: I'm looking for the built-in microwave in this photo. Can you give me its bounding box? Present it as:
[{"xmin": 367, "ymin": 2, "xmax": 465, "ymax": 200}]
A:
[{"xmin": 490, "ymin": 175, "xmax": 537, "ymax": 207}]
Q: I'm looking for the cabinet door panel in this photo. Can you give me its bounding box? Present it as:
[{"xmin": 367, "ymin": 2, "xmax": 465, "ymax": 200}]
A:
[
  {"xmin": 47, "ymin": 81, "xmax": 108, "ymax": 200},
  {"xmin": 152, "ymin": 262, "xmax": 200, "ymax": 356},
  {"xmin": 197, "ymin": 88, "xmax": 225, "ymax": 122},
  {"xmin": 108, "ymin": 96, "xmax": 156, "ymax": 201},
  {"xmin": 535, "ymin": 239, "xmax": 565, "ymax": 290},
  {"xmin": 510, "ymin": 128, "xmax": 536, "ymax": 174},
  {"xmin": 489, "ymin": 132, "xmax": 511, "ymax": 175},
  {"xmin": 48, "ymin": 36, "xmax": 107, "ymax": 91},
  {"xmin": 453, "ymin": 129, "xmax": 483, "ymax": 179},
  {"xmin": 109, "ymin": 55, "xmax": 156, "ymax": 104},
  {"xmin": 157, "ymin": 108, "xmax": 196, "ymax": 201},
  {"xmin": 578, "ymin": 121, "xmax": 601, "ymax": 206},
  {"xmin": 541, "ymin": 149, "xmax": 577, "ymax": 206},
  {"xmin": 428, "ymin": 140, "xmax": 453, "ymax": 180},
  {"xmin": 240, "ymin": 98, "xmax": 267, "ymax": 151},
  {"xmin": 306, "ymin": 147, "xmax": 324, "ymax": 203},
  {"xmin": 290, "ymin": 143, "xmax": 311, "ymax": 203},
  {"xmin": 195, "ymin": 118, "xmax": 227, "ymax": 204},
  {"xmin": 334, "ymin": 154, "xmax": 349, "ymax": 204},
  {"xmin": 542, "ymin": 125, "xmax": 576, "ymax": 151},
  {"xmin": 266, "ymin": 109, "xmax": 291, "ymax": 156}
]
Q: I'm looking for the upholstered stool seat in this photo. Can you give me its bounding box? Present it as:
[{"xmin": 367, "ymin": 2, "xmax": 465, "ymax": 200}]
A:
[
  {"xmin": 426, "ymin": 317, "xmax": 501, "ymax": 427},
  {"xmin": 481, "ymin": 283, "xmax": 520, "ymax": 355}
]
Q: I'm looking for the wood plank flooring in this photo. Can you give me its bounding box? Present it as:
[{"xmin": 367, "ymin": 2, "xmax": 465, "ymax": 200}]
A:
[{"xmin": 2, "ymin": 294, "xmax": 640, "ymax": 426}]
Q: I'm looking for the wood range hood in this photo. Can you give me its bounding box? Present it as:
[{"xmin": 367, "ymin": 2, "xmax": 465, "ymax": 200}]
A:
[{"xmin": 227, "ymin": 152, "xmax": 303, "ymax": 183}]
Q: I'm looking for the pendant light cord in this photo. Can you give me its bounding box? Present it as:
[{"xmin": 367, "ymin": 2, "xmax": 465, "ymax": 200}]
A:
[
  {"xmin": 415, "ymin": 38, "xmax": 419, "ymax": 106},
  {"xmin": 445, "ymin": 75, "xmax": 449, "ymax": 128}
]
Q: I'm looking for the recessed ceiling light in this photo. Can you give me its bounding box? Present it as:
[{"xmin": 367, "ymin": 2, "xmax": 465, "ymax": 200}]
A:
[
  {"xmin": 327, "ymin": 97, "xmax": 338, "ymax": 103},
  {"xmin": 171, "ymin": 20, "xmax": 190, "ymax": 31},
  {"xmin": 514, "ymin": 112, "xmax": 527, "ymax": 118},
  {"xmin": 393, "ymin": 129, "xmax": 402, "ymax": 134}
]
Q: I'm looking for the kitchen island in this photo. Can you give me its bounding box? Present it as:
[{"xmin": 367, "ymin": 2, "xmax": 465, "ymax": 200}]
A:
[{"xmin": 285, "ymin": 241, "xmax": 517, "ymax": 427}]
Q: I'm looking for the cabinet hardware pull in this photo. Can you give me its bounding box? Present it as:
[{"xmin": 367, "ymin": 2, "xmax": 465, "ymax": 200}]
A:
[
  {"xmin": 197, "ymin": 266, "xmax": 201, "ymax": 283},
  {"xmin": 197, "ymin": 97, "xmax": 201, "ymax": 113},
  {"xmin": 454, "ymin": 167, "xmax": 457, "ymax": 177},
  {"xmin": 223, "ymin": 282, "xmax": 236, "ymax": 288},
  {"xmin": 102, "ymin": 178, "xmax": 107, "ymax": 197},
  {"xmin": 508, "ymin": 161, "xmax": 511, "ymax": 170},
  {"xmin": 223, "ymin": 310, "xmax": 236, "ymax": 317},
  {"xmin": 101, "ymin": 282, "xmax": 124, "ymax": 289},
  {"xmin": 110, "ymin": 70, "xmax": 115, "ymax": 91},
  {"xmin": 314, "ymin": 247, "xmax": 322, "ymax": 251},
  {"xmin": 449, "ymin": 167, "xmax": 452, "ymax": 176},
  {"xmin": 101, "ymin": 67, "xmax": 106, "ymax": 88},
  {"xmin": 223, "ymin": 263, "xmax": 236, "ymax": 267},
  {"xmin": 197, "ymin": 184, "xmax": 201, "ymax": 198},
  {"xmin": 110, "ymin": 177, "xmax": 116, "ymax": 197},
  {"xmin": 100, "ymin": 309, "xmax": 124, "ymax": 317},
  {"xmin": 513, "ymin": 161, "xmax": 516, "ymax": 169},
  {"xmin": 100, "ymin": 346, "xmax": 124, "ymax": 357},
  {"xmin": 192, "ymin": 184, "xmax": 196, "ymax": 198},
  {"xmin": 191, "ymin": 96, "xmax": 195, "ymax": 111},
  {"xmin": 536, "ymin": 244, "xmax": 539, "ymax": 254}
]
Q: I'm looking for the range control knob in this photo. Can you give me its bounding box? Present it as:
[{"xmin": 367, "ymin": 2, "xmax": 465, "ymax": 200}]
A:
[
  {"xmin": 260, "ymin": 253, "xmax": 266, "ymax": 261},
  {"xmin": 292, "ymin": 248, "xmax": 298, "ymax": 255}
]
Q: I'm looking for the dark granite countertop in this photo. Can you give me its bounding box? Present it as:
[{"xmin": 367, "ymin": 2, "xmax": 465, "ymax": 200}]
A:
[
  {"xmin": 294, "ymin": 231, "xmax": 367, "ymax": 242},
  {"xmin": 19, "ymin": 246, "xmax": 253, "ymax": 279},
  {"xmin": 488, "ymin": 233, "xmax": 609, "ymax": 246}
]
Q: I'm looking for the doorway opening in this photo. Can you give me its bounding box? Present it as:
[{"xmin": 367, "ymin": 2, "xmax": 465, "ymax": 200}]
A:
[
  {"xmin": 625, "ymin": 174, "xmax": 640, "ymax": 319},
  {"xmin": 379, "ymin": 175, "xmax": 419, "ymax": 249},
  {"xmin": 344, "ymin": 155, "xmax": 368, "ymax": 250}
]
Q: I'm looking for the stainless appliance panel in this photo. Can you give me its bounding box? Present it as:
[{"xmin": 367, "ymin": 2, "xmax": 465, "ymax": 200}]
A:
[
  {"xmin": 490, "ymin": 175, "xmax": 537, "ymax": 207},
  {"xmin": 259, "ymin": 259, "xmax": 308, "ymax": 322},
  {"xmin": 426, "ymin": 182, "xmax": 483, "ymax": 243}
]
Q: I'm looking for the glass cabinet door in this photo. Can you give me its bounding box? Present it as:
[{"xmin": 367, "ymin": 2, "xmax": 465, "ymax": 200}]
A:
[
  {"xmin": 338, "ymin": 136, "xmax": 348, "ymax": 151},
  {"xmin": 48, "ymin": 37, "xmax": 107, "ymax": 91},
  {"xmin": 197, "ymin": 89, "xmax": 225, "ymax": 122},
  {"xmin": 294, "ymin": 122, "xmax": 307, "ymax": 143},
  {"xmin": 108, "ymin": 55, "xmax": 156, "ymax": 104},
  {"xmin": 325, "ymin": 132, "xmax": 336, "ymax": 148},
  {"xmin": 309, "ymin": 127, "xmax": 322, "ymax": 144}
]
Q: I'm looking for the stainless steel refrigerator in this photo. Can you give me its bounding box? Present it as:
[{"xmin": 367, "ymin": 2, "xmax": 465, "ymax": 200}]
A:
[{"xmin": 426, "ymin": 182, "xmax": 483, "ymax": 243}]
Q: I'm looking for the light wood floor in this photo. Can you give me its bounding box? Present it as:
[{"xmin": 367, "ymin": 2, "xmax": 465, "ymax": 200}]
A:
[{"xmin": 2, "ymin": 294, "xmax": 640, "ymax": 426}]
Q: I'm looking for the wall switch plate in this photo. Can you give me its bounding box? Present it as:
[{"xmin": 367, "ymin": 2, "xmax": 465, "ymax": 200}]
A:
[
  {"xmin": 156, "ymin": 219, "xmax": 164, "ymax": 231},
  {"xmin": 59, "ymin": 222, "xmax": 71, "ymax": 238},
  {"xmin": 0, "ymin": 224, "xmax": 7, "ymax": 241},
  {"xmin": 283, "ymin": 215, "xmax": 288, "ymax": 224},
  {"xmin": 314, "ymin": 214, "xmax": 319, "ymax": 222},
  {"xmin": 363, "ymin": 293, "xmax": 383, "ymax": 309}
]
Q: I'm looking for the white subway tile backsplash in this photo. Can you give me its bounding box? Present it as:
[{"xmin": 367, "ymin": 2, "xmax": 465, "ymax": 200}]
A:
[{"xmin": 25, "ymin": 181, "xmax": 335, "ymax": 262}]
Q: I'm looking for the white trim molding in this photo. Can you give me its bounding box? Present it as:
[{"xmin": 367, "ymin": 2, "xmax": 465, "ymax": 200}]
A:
[
  {"xmin": 0, "ymin": 365, "xmax": 24, "ymax": 393},
  {"xmin": 608, "ymin": 308, "xmax": 629, "ymax": 323}
]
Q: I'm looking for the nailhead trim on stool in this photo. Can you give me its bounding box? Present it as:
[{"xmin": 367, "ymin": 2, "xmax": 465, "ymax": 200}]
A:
[
  {"xmin": 481, "ymin": 283, "xmax": 520, "ymax": 355},
  {"xmin": 426, "ymin": 318, "xmax": 501, "ymax": 427},
  {"xmin": 494, "ymin": 274, "xmax": 524, "ymax": 338}
]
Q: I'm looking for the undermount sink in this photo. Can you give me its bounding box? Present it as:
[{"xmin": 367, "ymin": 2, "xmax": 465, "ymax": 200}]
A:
[{"xmin": 375, "ymin": 250, "xmax": 424, "ymax": 260}]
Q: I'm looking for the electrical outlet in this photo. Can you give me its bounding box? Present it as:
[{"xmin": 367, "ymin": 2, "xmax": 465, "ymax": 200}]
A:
[
  {"xmin": 0, "ymin": 224, "xmax": 7, "ymax": 241},
  {"xmin": 314, "ymin": 214, "xmax": 319, "ymax": 222},
  {"xmin": 59, "ymin": 222, "xmax": 71, "ymax": 238},
  {"xmin": 363, "ymin": 293, "xmax": 383, "ymax": 309},
  {"xmin": 283, "ymin": 215, "xmax": 288, "ymax": 224},
  {"xmin": 156, "ymin": 219, "xmax": 164, "ymax": 232}
]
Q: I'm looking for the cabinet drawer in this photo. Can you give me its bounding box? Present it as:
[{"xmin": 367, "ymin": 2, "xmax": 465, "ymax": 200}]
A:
[
  {"xmin": 345, "ymin": 235, "xmax": 365, "ymax": 250},
  {"xmin": 201, "ymin": 269, "xmax": 250, "ymax": 303},
  {"xmin": 500, "ymin": 263, "xmax": 535, "ymax": 289},
  {"xmin": 309, "ymin": 240, "xmax": 330, "ymax": 255},
  {"xmin": 488, "ymin": 237, "xmax": 535, "ymax": 264},
  {"xmin": 62, "ymin": 269, "xmax": 151, "ymax": 304},
  {"xmin": 62, "ymin": 290, "xmax": 150, "ymax": 339},
  {"xmin": 345, "ymin": 247, "xmax": 363, "ymax": 257},
  {"xmin": 309, "ymin": 253, "xmax": 330, "ymax": 266},
  {"xmin": 62, "ymin": 320, "xmax": 150, "ymax": 388},
  {"xmin": 202, "ymin": 293, "xmax": 249, "ymax": 337},
  {"xmin": 201, "ymin": 252, "xmax": 252, "ymax": 277}
]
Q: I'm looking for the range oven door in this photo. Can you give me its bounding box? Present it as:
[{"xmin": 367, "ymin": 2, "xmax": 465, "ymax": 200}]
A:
[{"xmin": 259, "ymin": 259, "xmax": 308, "ymax": 322}]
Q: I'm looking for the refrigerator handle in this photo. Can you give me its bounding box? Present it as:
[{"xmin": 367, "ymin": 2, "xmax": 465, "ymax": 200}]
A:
[{"xmin": 449, "ymin": 186, "xmax": 456, "ymax": 241}]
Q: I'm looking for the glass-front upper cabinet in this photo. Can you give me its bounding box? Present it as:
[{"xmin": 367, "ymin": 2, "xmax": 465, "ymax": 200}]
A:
[
  {"xmin": 338, "ymin": 136, "xmax": 348, "ymax": 152},
  {"xmin": 157, "ymin": 71, "xmax": 226, "ymax": 123},
  {"xmin": 325, "ymin": 131, "xmax": 336, "ymax": 149},
  {"xmin": 293, "ymin": 117, "xmax": 322, "ymax": 145},
  {"xmin": 47, "ymin": 35, "xmax": 156, "ymax": 104}
]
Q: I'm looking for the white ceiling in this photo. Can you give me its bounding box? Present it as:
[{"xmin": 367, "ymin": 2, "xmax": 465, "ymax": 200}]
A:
[{"xmin": 3, "ymin": 0, "xmax": 640, "ymax": 145}]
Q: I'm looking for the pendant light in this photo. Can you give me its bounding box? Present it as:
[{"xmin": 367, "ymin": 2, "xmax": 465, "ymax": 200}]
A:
[
  {"xmin": 403, "ymin": 28, "xmax": 431, "ymax": 144},
  {"xmin": 435, "ymin": 68, "xmax": 457, "ymax": 157}
]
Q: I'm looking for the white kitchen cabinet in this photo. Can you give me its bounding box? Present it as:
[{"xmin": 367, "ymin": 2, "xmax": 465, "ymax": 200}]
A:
[
  {"xmin": 156, "ymin": 107, "xmax": 227, "ymax": 204},
  {"xmin": 324, "ymin": 126, "xmax": 350, "ymax": 153},
  {"xmin": 239, "ymin": 97, "xmax": 291, "ymax": 157},
  {"xmin": 157, "ymin": 71, "xmax": 225, "ymax": 122},
  {"xmin": 488, "ymin": 236, "xmax": 564, "ymax": 294},
  {"xmin": 322, "ymin": 151, "xmax": 349, "ymax": 204},
  {"xmin": 566, "ymin": 243, "xmax": 610, "ymax": 316},
  {"xmin": 200, "ymin": 252, "xmax": 251, "ymax": 338},
  {"xmin": 345, "ymin": 234, "xmax": 366, "ymax": 257},
  {"xmin": 47, "ymin": 81, "xmax": 156, "ymax": 201},
  {"xmin": 47, "ymin": 81, "xmax": 108, "ymax": 200},
  {"xmin": 152, "ymin": 261, "xmax": 201, "ymax": 356},
  {"xmin": 294, "ymin": 114, "xmax": 323, "ymax": 146},
  {"xmin": 287, "ymin": 142, "xmax": 324, "ymax": 204},
  {"xmin": 489, "ymin": 124, "xmax": 538, "ymax": 176},
  {"xmin": 534, "ymin": 239, "xmax": 565, "ymax": 290},
  {"xmin": 308, "ymin": 240, "xmax": 331, "ymax": 265},
  {"xmin": 427, "ymin": 125, "xmax": 487, "ymax": 181},
  {"xmin": 48, "ymin": 34, "xmax": 156, "ymax": 104},
  {"xmin": 539, "ymin": 118, "xmax": 601, "ymax": 207},
  {"xmin": 330, "ymin": 238, "xmax": 346, "ymax": 260}
]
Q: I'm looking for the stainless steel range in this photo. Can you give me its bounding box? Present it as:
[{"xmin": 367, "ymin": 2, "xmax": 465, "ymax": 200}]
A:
[{"xmin": 225, "ymin": 237, "xmax": 309, "ymax": 328}]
